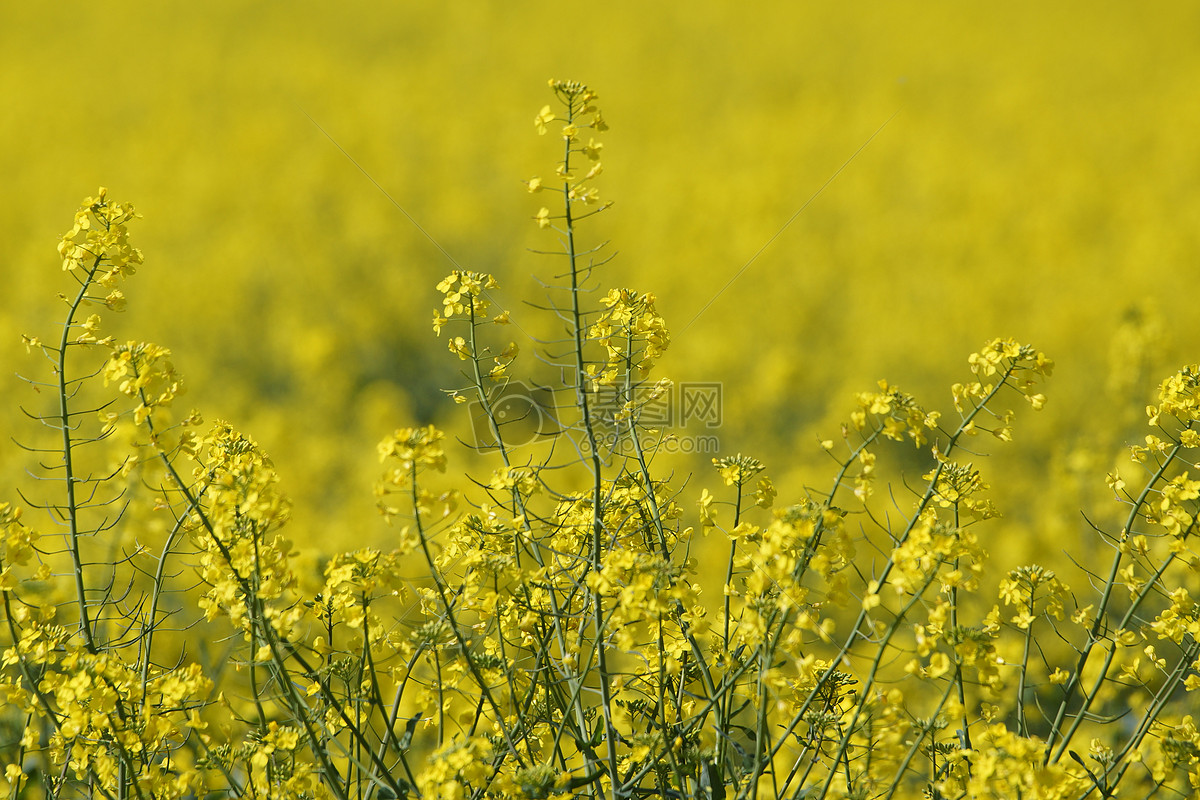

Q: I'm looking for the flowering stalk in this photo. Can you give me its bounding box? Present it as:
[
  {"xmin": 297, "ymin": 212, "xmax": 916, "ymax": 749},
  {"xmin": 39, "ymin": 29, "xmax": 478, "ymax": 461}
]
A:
[{"xmin": 44, "ymin": 189, "xmax": 141, "ymax": 651}]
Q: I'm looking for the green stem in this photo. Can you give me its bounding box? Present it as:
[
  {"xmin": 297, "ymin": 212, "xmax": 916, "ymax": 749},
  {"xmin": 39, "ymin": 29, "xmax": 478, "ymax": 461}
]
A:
[{"xmin": 58, "ymin": 248, "xmax": 110, "ymax": 653}]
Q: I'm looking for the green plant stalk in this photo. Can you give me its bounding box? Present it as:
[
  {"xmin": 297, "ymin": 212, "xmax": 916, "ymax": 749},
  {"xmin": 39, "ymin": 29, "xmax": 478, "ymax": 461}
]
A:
[
  {"xmin": 789, "ymin": 357, "xmax": 1022, "ymax": 744},
  {"xmin": 656, "ymin": 616, "xmax": 688, "ymax": 793},
  {"xmin": 408, "ymin": 466, "xmax": 526, "ymax": 768},
  {"xmin": 2, "ymin": 591, "xmax": 74, "ymax": 788},
  {"xmin": 880, "ymin": 671, "xmax": 958, "ymax": 800},
  {"xmin": 603, "ymin": 330, "xmax": 725, "ymax": 788},
  {"xmin": 770, "ymin": 364, "xmax": 1024, "ymax": 797},
  {"xmin": 758, "ymin": 427, "xmax": 897, "ymax": 781},
  {"xmin": 555, "ymin": 95, "xmax": 620, "ymax": 800},
  {"xmin": 751, "ymin": 425, "xmax": 891, "ymax": 785},
  {"xmin": 749, "ymin": 634, "xmax": 777, "ymax": 800},
  {"xmin": 1046, "ymin": 433, "xmax": 1187, "ymax": 762},
  {"xmin": 1101, "ymin": 634, "xmax": 1200, "ymax": 795},
  {"xmin": 57, "ymin": 248, "xmax": 110, "ymax": 654},
  {"xmin": 613, "ymin": 336, "xmax": 720, "ymax": 722},
  {"xmin": 809, "ymin": 566, "xmax": 946, "ymax": 800},
  {"xmin": 463, "ymin": 299, "xmax": 597, "ymax": 780},
  {"xmin": 719, "ymin": 479, "xmax": 745, "ymax": 785},
  {"xmin": 948, "ymin": 505, "xmax": 973, "ymax": 765},
  {"xmin": 1015, "ymin": 590, "xmax": 1036, "ymax": 738},
  {"xmin": 138, "ymin": 510, "xmax": 192, "ymax": 707},
  {"xmin": 616, "ymin": 611, "xmax": 768, "ymax": 792},
  {"xmin": 1050, "ymin": 539, "xmax": 1187, "ymax": 764},
  {"xmin": 145, "ymin": 437, "xmax": 394, "ymax": 800},
  {"xmin": 361, "ymin": 613, "xmax": 420, "ymax": 790}
]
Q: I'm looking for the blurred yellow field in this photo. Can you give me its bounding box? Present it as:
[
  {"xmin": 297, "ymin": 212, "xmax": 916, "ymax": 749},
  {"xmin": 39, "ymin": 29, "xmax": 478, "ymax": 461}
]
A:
[{"xmin": 4, "ymin": 4, "xmax": 1196, "ymax": 549}]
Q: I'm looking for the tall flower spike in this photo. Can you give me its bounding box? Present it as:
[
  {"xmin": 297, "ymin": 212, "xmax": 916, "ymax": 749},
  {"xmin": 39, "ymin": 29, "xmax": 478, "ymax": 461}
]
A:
[{"xmin": 528, "ymin": 79, "xmax": 612, "ymax": 230}]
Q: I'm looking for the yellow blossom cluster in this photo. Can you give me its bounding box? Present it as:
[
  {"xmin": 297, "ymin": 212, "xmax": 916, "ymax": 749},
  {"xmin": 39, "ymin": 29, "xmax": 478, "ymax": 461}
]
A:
[
  {"xmin": 888, "ymin": 513, "xmax": 983, "ymax": 597},
  {"xmin": 712, "ymin": 453, "xmax": 765, "ymax": 487},
  {"xmin": 953, "ymin": 337, "xmax": 1052, "ymax": 418},
  {"xmin": 587, "ymin": 288, "xmax": 671, "ymax": 387},
  {"xmin": 924, "ymin": 459, "xmax": 999, "ymax": 520},
  {"xmin": 433, "ymin": 269, "xmax": 499, "ymax": 335},
  {"xmin": 417, "ymin": 736, "xmax": 493, "ymax": 800},
  {"xmin": 57, "ymin": 186, "xmax": 143, "ymax": 281},
  {"xmin": 103, "ymin": 341, "xmax": 184, "ymax": 427},
  {"xmin": 529, "ymin": 80, "xmax": 608, "ymax": 226},
  {"xmin": 433, "ymin": 270, "xmax": 520, "ymax": 387},
  {"xmin": 0, "ymin": 503, "xmax": 40, "ymax": 592},
  {"xmin": 187, "ymin": 423, "xmax": 297, "ymax": 633},
  {"xmin": 376, "ymin": 424, "xmax": 457, "ymax": 523}
]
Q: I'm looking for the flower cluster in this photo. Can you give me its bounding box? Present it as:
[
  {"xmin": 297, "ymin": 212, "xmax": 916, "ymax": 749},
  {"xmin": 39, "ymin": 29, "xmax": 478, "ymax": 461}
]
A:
[
  {"xmin": 433, "ymin": 270, "xmax": 499, "ymax": 334},
  {"xmin": 57, "ymin": 187, "xmax": 143, "ymax": 281},
  {"xmin": 925, "ymin": 459, "xmax": 999, "ymax": 520},
  {"xmin": 417, "ymin": 736, "xmax": 494, "ymax": 800},
  {"xmin": 953, "ymin": 337, "xmax": 1053, "ymax": 417},
  {"xmin": 529, "ymin": 80, "xmax": 609, "ymax": 228},
  {"xmin": 0, "ymin": 503, "xmax": 41, "ymax": 592},
  {"xmin": 103, "ymin": 340, "xmax": 184, "ymax": 426},
  {"xmin": 587, "ymin": 288, "xmax": 671, "ymax": 386},
  {"xmin": 188, "ymin": 423, "xmax": 297, "ymax": 632},
  {"xmin": 376, "ymin": 424, "xmax": 457, "ymax": 523},
  {"xmin": 432, "ymin": 270, "xmax": 522, "ymax": 394}
]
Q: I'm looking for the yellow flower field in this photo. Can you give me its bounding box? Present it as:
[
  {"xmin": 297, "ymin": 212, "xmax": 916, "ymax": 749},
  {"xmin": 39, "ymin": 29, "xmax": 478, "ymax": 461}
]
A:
[
  {"xmin": 4, "ymin": 4, "xmax": 1200, "ymax": 798},
  {"xmin": 4, "ymin": 2, "xmax": 1197, "ymax": 552}
]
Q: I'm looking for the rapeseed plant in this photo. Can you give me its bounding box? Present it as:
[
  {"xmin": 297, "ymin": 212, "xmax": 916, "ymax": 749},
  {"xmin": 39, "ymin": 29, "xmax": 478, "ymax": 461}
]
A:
[{"xmin": 3, "ymin": 80, "xmax": 1200, "ymax": 800}]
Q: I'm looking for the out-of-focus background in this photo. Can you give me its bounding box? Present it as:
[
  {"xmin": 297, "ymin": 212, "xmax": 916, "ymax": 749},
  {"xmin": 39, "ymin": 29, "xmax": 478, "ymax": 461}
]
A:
[{"xmin": 4, "ymin": 2, "xmax": 1198, "ymax": 567}]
